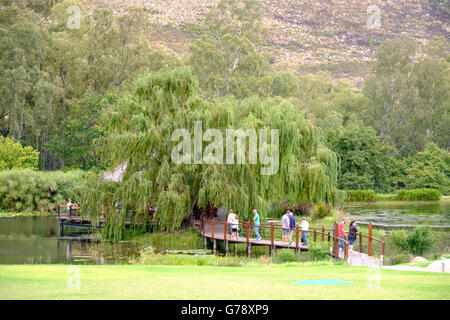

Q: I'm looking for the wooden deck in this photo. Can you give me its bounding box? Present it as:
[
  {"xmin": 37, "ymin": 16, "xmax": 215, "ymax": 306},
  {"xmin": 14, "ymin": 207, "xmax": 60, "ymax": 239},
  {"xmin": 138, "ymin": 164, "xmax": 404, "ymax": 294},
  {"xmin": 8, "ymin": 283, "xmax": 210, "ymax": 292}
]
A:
[
  {"xmin": 198, "ymin": 219, "xmax": 384, "ymax": 266},
  {"xmin": 199, "ymin": 219, "xmax": 309, "ymax": 250}
]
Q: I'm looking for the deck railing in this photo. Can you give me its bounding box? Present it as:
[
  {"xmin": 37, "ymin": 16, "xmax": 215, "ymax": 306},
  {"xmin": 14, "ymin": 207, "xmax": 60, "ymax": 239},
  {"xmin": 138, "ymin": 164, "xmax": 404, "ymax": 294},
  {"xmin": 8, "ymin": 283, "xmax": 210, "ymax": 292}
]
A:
[{"xmin": 200, "ymin": 218, "xmax": 384, "ymax": 261}]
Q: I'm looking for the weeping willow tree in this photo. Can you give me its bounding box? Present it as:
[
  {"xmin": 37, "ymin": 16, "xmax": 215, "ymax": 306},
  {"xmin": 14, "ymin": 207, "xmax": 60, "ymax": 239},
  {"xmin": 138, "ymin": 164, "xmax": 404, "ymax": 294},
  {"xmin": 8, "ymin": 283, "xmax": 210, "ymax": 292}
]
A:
[{"xmin": 80, "ymin": 67, "xmax": 341, "ymax": 240}]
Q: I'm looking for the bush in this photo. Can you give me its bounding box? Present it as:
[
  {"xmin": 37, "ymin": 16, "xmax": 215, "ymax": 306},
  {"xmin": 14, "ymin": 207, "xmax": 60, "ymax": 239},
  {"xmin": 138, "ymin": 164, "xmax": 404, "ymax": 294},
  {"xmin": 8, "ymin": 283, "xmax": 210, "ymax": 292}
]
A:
[
  {"xmin": 345, "ymin": 190, "xmax": 376, "ymax": 202},
  {"xmin": 0, "ymin": 169, "xmax": 82, "ymax": 212},
  {"xmin": 390, "ymin": 230, "xmax": 409, "ymax": 252},
  {"xmin": 276, "ymin": 249, "xmax": 297, "ymax": 263},
  {"xmin": 384, "ymin": 253, "xmax": 411, "ymax": 266},
  {"xmin": 0, "ymin": 137, "xmax": 39, "ymax": 170},
  {"xmin": 395, "ymin": 189, "xmax": 441, "ymax": 201},
  {"xmin": 407, "ymin": 226, "xmax": 434, "ymax": 255},
  {"xmin": 308, "ymin": 242, "xmax": 332, "ymax": 261},
  {"xmin": 389, "ymin": 226, "xmax": 434, "ymax": 256},
  {"xmin": 312, "ymin": 203, "xmax": 332, "ymax": 220}
]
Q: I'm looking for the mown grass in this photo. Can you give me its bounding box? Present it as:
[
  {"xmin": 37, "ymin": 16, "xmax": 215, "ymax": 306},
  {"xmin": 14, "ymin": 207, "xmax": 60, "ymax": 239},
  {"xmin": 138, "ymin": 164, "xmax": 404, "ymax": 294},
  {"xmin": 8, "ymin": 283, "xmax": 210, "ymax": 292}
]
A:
[{"xmin": 0, "ymin": 264, "xmax": 449, "ymax": 299}]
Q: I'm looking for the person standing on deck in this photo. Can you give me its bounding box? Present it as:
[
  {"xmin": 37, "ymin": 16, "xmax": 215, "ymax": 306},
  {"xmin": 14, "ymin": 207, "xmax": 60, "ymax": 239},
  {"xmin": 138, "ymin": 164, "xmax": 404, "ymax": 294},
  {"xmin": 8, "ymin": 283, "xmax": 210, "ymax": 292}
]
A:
[
  {"xmin": 253, "ymin": 209, "xmax": 262, "ymax": 240},
  {"xmin": 288, "ymin": 211, "xmax": 296, "ymax": 245},
  {"xmin": 301, "ymin": 217, "xmax": 309, "ymax": 245},
  {"xmin": 227, "ymin": 210, "xmax": 235, "ymax": 236},
  {"xmin": 348, "ymin": 220, "xmax": 358, "ymax": 252},
  {"xmin": 66, "ymin": 199, "xmax": 73, "ymax": 214},
  {"xmin": 231, "ymin": 213, "xmax": 239, "ymax": 240},
  {"xmin": 281, "ymin": 211, "xmax": 290, "ymax": 243},
  {"xmin": 338, "ymin": 218, "xmax": 346, "ymax": 251}
]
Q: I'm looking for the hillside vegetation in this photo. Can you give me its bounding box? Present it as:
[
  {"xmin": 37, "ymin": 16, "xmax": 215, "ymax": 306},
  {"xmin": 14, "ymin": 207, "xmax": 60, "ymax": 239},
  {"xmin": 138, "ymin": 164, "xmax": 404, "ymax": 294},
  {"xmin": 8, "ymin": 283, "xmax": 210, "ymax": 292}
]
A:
[{"xmin": 84, "ymin": 0, "xmax": 450, "ymax": 85}]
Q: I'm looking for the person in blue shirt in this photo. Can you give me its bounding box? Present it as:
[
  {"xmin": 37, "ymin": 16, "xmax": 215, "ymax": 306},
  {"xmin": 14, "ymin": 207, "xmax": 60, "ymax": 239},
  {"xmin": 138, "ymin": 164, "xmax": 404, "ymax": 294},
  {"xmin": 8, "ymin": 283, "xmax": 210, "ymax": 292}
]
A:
[
  {"xmin": 288, "ymin": 210, "xmax": 296, "ymax": 245},
  {"xmin": 253, "ymin": 209, "xmax": 262, "ymax": 240},
  {"xmin": 281, "ymin": 211, "xmax": 291, "ymax": 244}
]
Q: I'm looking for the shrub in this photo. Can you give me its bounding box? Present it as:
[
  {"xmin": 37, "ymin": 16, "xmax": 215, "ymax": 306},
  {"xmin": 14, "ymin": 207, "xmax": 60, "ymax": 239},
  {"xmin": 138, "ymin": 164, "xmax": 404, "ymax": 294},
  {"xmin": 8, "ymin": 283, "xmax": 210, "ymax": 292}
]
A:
[
  {"xmin": 312, "ymin": 203, "xmax": 332, "ymax": 220},
  {"xmin": 344, "ymin": 190, "xmax": 376, "ymax": 202},
  {"xmin": 390, "ymin": 230, "xmax": 409, "ymax": 252},
  {"xmin": 0, "ymin": 137, "xmax": 39, "ymax": 170},
  {"xmin": 308, "ymin": 242, "xmax": 332, "ymax": 261},
  {"xmin": 395, "ymin": 189, "xmax": 441, "ymax": 201},
  {"xmin": 0, "ymin": 169, "xmax": 82, "ymax": 212},
  {"xmin": 384, "ymin": 253, "xmax": 411, "ymax": 266},
  {"xmin": 389, "ymin": 226, "xmax": 435, "ymax": 256},
  {"xmin": 276, "ymin": 249, "xmax": 297, "ymax": 263},
  {"xmin": 407, "ymin": 226, "xmax": 434, "ymax": 255}
]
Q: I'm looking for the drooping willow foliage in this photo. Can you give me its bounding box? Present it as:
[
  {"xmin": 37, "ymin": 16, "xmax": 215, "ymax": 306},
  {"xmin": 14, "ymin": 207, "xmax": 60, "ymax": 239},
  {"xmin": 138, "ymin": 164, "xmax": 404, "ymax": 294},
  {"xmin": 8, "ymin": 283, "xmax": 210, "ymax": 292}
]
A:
[{"xmin": 80, "ymin": 67, "xmax": 342, "ymax": 240}]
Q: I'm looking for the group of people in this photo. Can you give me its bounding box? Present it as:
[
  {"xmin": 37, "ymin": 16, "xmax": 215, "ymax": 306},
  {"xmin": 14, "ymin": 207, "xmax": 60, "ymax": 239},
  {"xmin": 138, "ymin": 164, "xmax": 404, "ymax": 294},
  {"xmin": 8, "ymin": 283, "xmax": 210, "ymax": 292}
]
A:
[
  {"xmin": 337, "ymin": 218, "xmax": 359, "ymax": 252},
  {"xmin": 226, "ymin": 209, "xmax": 310, "ymax": 245},
  {"xmin": 281, "ymin": 210, "xmax": 309, "ymax": 245},
  {"xmin": 226, "ymin": 209, "xmax": 263, "ymax": 240}
]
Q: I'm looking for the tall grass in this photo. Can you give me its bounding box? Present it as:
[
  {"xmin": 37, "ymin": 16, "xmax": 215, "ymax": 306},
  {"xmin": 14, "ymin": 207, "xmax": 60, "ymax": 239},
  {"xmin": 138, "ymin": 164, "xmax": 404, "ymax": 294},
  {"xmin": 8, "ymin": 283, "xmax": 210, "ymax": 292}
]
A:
[
  {"xmin": 395, "ymin": 189, "xmax": 442, "ymax": 201},
  {"xmin": 344, "ymin": 190, "xmax": 376, "ymax": 202},
  {"xmin": 0, "ymin": 169, "xmax": 82, "ymax": 212}
]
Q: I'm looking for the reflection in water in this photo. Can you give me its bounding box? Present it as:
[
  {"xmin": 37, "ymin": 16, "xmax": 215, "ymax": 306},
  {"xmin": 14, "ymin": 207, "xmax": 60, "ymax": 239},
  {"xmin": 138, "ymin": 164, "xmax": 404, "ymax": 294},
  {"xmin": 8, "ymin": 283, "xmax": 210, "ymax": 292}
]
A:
[
  {"xmin": 345, "ymin": 202, "xmax": 450, "ymax": 230},
  {"xmin": 0, "ymin": 216, "xmax": 139, "ymax": 264}
]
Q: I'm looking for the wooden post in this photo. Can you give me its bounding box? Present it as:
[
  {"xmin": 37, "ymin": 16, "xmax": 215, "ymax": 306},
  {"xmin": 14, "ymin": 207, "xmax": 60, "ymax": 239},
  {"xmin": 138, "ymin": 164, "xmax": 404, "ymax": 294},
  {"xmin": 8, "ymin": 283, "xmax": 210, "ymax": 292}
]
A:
[
  {"xmin": 246, "ymin": 222, "xmax": 250, "ymax": 244},
  {"xmin": 201, "ymin": 218, "xmax": 204, "ymax": 236},
  {"xmin": 314, "ymin": 229, "xmax": 317, "ymax": 242},
  {"xmin": 204, "ymin": 235, "xmax": 207, "ymax": 249},
  {"xmin": 270, "ymin": 222, "xmax": 274, "ymax": 247},
  {"xmin": 295, "ymin": 225, "xmax": 299, "ymax": 252},
  {"xmin": 322, "ymin": 226, "xmax": 325, "ymax": 242},
  {"xmin": 333, "ymin": 222, "xmax": 338, "ymax": 259},
  {"xmin": 344, "ymin": 241, "xmax": 348, "ymax": 261},
  {"xmin": 224, "ymin": 221, "xmax": 227, "ymax": 241},
  {"xmin": 225, "ymin": 240, "xmax": 229, "ymax": 257},
  {"xmin": 368, "ymin": 223, "xmax": 373, "ymax": 257},
  {"xmin": 270, "ymin": 222, "xmax": 274, "ymax": 253},
  {"xmin": 359, "ymin": 232, "xmax": 363, "ymax": 253},
  {"xmin": 248, "ymin": 243, "xmax": 252, "ymax": 258},
  {"xmin": 234, "ymin": 243, "xmax": 237, "ymax": 256},
  {"xmin": 213, "ymin": 239, "xmax": 217, "ymax": 255},
  {"xmin": 211, "ymin": 220, "xmax": 215, "ymax": 240}
]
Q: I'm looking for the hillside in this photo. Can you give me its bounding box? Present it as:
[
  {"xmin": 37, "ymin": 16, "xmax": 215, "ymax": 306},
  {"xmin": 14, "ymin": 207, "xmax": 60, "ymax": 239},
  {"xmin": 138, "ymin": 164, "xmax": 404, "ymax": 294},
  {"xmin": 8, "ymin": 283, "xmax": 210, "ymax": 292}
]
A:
[{"xmin": 74, "ymin": 0, "xmax": 450, "ymax": 85}]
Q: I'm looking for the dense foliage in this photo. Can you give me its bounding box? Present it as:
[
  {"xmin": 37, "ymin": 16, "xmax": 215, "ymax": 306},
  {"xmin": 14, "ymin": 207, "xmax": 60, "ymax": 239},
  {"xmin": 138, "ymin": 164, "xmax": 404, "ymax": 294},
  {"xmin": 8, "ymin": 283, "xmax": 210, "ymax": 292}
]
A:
[
  {"xmin": 80, "ymin": 67, "xmax": 341, "ymax": 240},
  {"xmin": 0, "ymin": 0, "xmax": 448, "ymax": 232},
  {"xmin": 0, "ymin": 169, "xmax": 82, "ymax": 211},
  {"xmin": 396, "ymin": 189, "xmax": 442, "ymax": 201},
  {"xmin": 0, "ymin": 137, "xmax": 39, "ymax": 169}
]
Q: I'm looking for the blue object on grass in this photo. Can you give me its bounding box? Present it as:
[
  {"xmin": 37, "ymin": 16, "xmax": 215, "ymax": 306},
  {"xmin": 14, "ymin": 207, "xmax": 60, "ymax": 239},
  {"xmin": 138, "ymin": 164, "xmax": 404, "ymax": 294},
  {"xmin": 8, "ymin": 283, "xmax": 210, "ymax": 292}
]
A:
[{"xmin": 291, "ymin": 279, "xmax": 352, "ymax": 285}]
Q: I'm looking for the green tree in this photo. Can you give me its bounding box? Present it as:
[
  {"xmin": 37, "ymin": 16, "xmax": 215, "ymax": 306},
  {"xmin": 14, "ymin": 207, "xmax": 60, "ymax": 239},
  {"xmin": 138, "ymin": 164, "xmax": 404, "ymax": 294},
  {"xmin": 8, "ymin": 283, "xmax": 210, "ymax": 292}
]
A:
[
  {"xmin": 327, "ymin": 125, "xmax": 395, "ymax": 192},
  {"xmin": 80, "ymin": 67, "xmax": 340, "ymax": 240},
  {"xmin": 363, "ymin": 37, "xmax": 449, "ymax": 155},
  {"xmin": 0, "ymin": 136, "xmax": 39, "ymax": 169},
  {"xmin": 405, "ymin": 144, "xmax": 450, "ymax": 195},
  {"xmin": 189, "ymin": 0, "xmax": 270, "ymax": 99}
]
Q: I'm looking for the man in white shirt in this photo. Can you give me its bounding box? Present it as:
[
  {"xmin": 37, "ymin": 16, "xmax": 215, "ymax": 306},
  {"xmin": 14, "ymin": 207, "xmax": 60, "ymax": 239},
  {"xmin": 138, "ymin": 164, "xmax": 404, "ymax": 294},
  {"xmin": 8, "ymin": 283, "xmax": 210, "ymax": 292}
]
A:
[{"xmin": 301, "ymin": 216, "xmax": 309, "ymax": 245}]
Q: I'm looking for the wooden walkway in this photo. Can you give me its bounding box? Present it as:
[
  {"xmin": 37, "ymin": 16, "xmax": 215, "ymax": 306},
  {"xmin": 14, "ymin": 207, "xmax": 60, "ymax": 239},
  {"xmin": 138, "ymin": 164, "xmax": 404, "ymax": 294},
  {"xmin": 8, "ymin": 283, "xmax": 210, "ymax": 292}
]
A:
[
  {"xmin": 56, "ymin": 204, "xmax": 384, "ymax": 266},
  {"xmin": 198, "ymin": 219, "xmax": 384, "ymax": 266}
]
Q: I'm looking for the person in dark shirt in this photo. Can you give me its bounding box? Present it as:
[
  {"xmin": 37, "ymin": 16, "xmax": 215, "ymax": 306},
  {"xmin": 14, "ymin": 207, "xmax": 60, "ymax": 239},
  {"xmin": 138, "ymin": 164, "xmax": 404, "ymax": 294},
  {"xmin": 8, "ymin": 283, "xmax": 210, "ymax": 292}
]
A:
[
  {"xmin": 288, "ymin": 211, "xmax": 296, "ymax": 245},
  {"xmin": 348, "ymin": 220, "xmax": 358, "ymax": 252}
]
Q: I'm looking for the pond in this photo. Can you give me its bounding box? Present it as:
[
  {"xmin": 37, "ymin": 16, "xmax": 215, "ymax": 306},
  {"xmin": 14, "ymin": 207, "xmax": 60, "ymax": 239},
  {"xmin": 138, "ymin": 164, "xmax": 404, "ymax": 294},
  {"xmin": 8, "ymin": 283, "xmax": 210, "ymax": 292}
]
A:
[
  {"xmin": 0, "ymin": 216, "xmax": 139, "ymax": 264},
  {"xmin": 1, "ymin": 202, "xmax": 449, "ymax": 264},
  {"xmin": 344, "ymin": 202, "xmax": 450, "ymax": 231}
]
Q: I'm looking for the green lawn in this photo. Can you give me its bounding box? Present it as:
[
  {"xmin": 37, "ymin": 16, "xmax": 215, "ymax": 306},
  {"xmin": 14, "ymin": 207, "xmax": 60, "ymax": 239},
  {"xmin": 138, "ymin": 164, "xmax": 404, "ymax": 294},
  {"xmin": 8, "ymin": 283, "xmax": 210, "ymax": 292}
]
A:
[{"xmin": 1, "ymin": 264, "xmax": 449, "ymax": 299}]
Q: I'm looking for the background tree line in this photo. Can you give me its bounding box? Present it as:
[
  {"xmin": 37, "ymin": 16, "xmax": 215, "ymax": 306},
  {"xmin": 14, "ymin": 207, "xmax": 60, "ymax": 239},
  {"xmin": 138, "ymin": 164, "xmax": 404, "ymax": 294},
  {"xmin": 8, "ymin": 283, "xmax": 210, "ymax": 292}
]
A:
[{"xmin": 0, "ymin": 0, "xmax": 448, "ymax": 195}]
